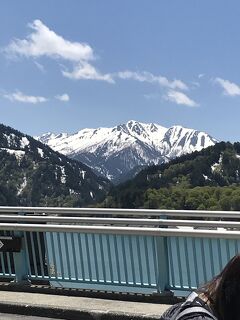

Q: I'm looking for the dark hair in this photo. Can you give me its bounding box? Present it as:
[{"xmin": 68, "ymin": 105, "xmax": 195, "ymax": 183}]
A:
[{"xmin": 199, "ymin": 254, "xmax": 240, "ymax": 320}]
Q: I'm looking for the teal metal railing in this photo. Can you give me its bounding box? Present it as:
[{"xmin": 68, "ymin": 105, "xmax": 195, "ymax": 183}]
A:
[{"xmin": 0, "ymin": 207, "xmax": 240, "ymax": 296}]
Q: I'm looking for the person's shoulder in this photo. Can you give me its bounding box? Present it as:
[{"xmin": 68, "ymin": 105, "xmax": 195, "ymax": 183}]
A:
[
  {"xmin": 160, "ymin": 302, "xmax": 183, "ymax": 319},
  {"xmin": 160, "ymin": 304, "xmax": 214, "ymax": 320}
]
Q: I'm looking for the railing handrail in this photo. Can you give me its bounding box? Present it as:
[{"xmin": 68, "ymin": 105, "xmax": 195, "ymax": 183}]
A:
[
  {"xmin": 1, "ymin": 214, "xmax": 240, "ymax": 228},
  {"xmin": 1, "ymin": 206, "xmax": 240, "ymax": 218},
  {"xmin": 1, "ymin": 222, "xmax": 240, "ymax": 239}
]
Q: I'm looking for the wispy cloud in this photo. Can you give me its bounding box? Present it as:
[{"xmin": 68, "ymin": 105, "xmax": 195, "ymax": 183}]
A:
[
  {"xmin": 117, "ymin": 70, "xmax": 188, "ymax": 91},
  {"xmin": 55, "ymin": 93, "xmax": 70, "ymax": 102},
  {"xmin": 3, "ymin": 91, "xmax": 48, "ymax": 104},
  {"xmin": 4, "ymin": 20, "xmax": 112, "ymax": 83},
  {"xmin": 63, "ymin": 62, "xmax": 114, "ymax": 83},
  {"xmin": 164, "ymin": 90, "xmax": 198, "ymax": 107},
  {"xmin": 214, "ymin": 77, "xmax": 240, "ymax": 96},
  {"xmin": 34, "ymin": 61, "xmax": 46, "ymax": 73},
  {"xmin": 143, "ymin": 93, "xmax": 161, "ymax": 100}
]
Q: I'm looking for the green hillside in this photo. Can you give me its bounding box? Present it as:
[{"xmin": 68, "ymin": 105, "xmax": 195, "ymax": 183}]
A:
[{"xmin": 102, "ymin": 142, "xmax": 240, "ymax": 210}]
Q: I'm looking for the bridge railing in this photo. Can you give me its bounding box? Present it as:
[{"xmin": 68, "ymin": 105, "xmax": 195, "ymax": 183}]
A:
[
  {"xmin": 1, "ymin": 206, "xmax": 240, "ymax": 218},
  {"xmin": 0, "ymin": 207, "xmax": 240, "ymax": 296}
]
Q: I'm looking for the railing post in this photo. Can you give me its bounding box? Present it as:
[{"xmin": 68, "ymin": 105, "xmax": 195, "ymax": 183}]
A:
[
  {"xmin": 155, "ymin": 214, "xmax": 171, "ymax": 295},
  {"xmin": 12, "ymin": 212, "xmax": 30, "ymax": 285}
]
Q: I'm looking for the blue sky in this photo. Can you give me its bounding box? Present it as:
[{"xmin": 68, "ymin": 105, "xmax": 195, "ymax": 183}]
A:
[{"xmin": 1, "ymin": 1, "xmax": 240, "ymax": 141}]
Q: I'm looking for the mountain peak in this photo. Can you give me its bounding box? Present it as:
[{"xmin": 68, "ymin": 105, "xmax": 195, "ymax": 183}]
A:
[{"xmin": 37, "ymin": 121, "xmax": 217, "ymax": 182}]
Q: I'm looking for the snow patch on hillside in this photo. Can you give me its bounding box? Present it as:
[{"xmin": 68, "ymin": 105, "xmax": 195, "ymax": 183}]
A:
[
  {"xmin": 17, "ymin": 176, "xmax": 27, "ymax": 195},
  {"xmin": 0, "ymin": 148, "xmax": 25, "ymax": 160}
]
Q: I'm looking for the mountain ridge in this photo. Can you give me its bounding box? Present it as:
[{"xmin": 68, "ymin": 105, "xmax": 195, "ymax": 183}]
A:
[{"xmin": 37, "ymin": 120, "xmax": 217, "ymax": 182}]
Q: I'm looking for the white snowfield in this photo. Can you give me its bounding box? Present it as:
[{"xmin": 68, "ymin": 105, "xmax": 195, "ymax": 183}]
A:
[{"xmin": 36, "ymin": 120, "xmax": 217, "ymax": 181}]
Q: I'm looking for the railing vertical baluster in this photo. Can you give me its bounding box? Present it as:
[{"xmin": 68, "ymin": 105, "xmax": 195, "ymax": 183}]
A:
[
  {"xmin": 152, "ymin": 236, "xmax": 158, "ymax": 287},
  {"xmin": 168, "ymin": 238, "xmax": 175, "ymax": 288},
  {"xmin": 176, "ymin": 237, "xmax": 183, "ymax": 289},
  {"xmin": 234, "ymin": 239, "xmax": 239, "ymax": 255},
  {"xmin": 77, "ymin": 234, "xmax": 85, "ymax": 281},
  {"xmin": 13, "ymin": 212, "xmax": 29, "ymax": 283},
  {"xmin": 129, "ymin": 236, "xmax": 136, "ymax": 285},
  {"xmin": 155, "ymin": 235, "xmax": 170, "ymax": 293},
  {"xmin": 217, "ymin": 239, "xmax": 223, "ymax": 271},
  {"xmin": 6, "ymin": 253, "xmax": 12, "ymax": 277},
  {"xmin": 184, "ymin": 237, "xmax": 191, "ymax": 289},
  {"xmin": 121, "ymin": 236, "xmax": 128, "ymax": 285},
  {"xmin": 50, "ymin": 232, "xmax": 58, "ymax": 279},
  {"xmin": 192, "ymin": 238, "xmax": 199, "ymax": 287},
  {"xmin": 57, "ymin": 233, "xmax": 64, "ymax": 280},
  {"xmin": 63, "ymin": 233, "xmax": 71, "ymax": 280},
  {"xmin": 91, "ymin": 234, "xmax": 99, "ymax": 282},
  {"xmin": 144, "ymin": 237, "xmax": 151, "ymax": 286},
  {"xmin": 106, "ymin": 235, "xmax": 114, "ymax": 283},
  {"xmin": 23, "ymin": 232, "xmax": 31, "ymax": 277},
  {"xmin": 99, "ymin": 234, "xmax": 106, "ymax": 283},
  {"xmin": 201, "ymin": 238, "xmax": 207, "ymax": 283},
  {"xmin": 85, "ymin": 233, "xmax": 92, "ymax": 281},
  {"xmin": 36, "ymin": 232, "xmax": 44, "ymax": 278},
  {"xmin": 70, "ymin": 233, "xmax": 78, "ymax": 281},
  {"xmin": 30, "ymin": 232, "xmax": 38, "ymax": 278},
  {"xmin": 226, "ymin": 240, "xmax": 231, "ymax": 261},
  {"xmin": 208, "ymin": 239, "xmax": 215, "ymax": 278},
  {"xmin": 113, "ymin": 235, "xmax": 121, "ymax": 284},
  {"xmin": 43, "ymin": 233, "xmax": 51, "ymax": 280},
  {"xmin": 136, "ymin": 236, "xmax": 143, "ymax": 286}
]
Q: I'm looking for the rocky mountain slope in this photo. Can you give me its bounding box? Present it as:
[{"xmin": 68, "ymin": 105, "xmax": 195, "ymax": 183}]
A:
[
  {"xmin": 37, "ymin": 120, "xmax": 217, "ymax": 182},
  {"xmin": 0, "ymin": 124, "xmax": 109, "ymax": 206}
]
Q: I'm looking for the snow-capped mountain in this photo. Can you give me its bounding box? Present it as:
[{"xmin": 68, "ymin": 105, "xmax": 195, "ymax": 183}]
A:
[
  {"xmin": 0, "ymin": 123, "xmax": 109, "ymax": 206},
  {"xmin": 37, "ymin": 120, "xmax": 218, "ymax": 182}
]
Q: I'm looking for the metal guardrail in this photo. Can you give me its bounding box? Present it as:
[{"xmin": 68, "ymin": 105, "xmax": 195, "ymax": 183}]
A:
[
  {"xmin": 1, "ymin": 206, "xmax": 240, "ymax": 218},
  {"xmin": 0, "ymin": 207, "xmax": 239, "ymax": 296}
]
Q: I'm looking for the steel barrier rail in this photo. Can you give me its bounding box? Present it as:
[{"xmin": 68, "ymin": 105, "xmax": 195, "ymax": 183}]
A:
[
  {"xmin": 1, "ymin": 206, "xmax": 240, "ymax": 219},
  {"xmin": 1, "ymin": 215, "xmax": 240, "ymax": 229},
  {"xmin": 0, "ymin": 223, "xmax": 240, "ymax": 239}
]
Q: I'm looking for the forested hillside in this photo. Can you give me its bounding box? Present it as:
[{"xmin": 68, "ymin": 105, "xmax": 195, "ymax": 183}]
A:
[
  {"xmin": 0, "ymin": 124, "xmax": 110, "ymax": 207},
  {"xmin": 102, "ymin": 142, "xmax": 240, "ymax": 210}
]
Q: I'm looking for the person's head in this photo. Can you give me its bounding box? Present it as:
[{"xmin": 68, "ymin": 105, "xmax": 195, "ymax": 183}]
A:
[{"xmin": 199, "ymin": 254, "xmax": 240, "ymax": 320}]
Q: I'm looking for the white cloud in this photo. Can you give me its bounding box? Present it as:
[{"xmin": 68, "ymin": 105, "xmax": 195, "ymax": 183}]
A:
[
  {"xmin": 63, "ymin": 62, "xmax": 114, "ymax": 83},
  {"xmin": 3, "ymin": 91, "xmax": 48, "ymax": 104},
  {"xmin": 215, "ymin": 77, "xmax": 240, "ymax": 96},
  {"xmin": 55, "ymin": 93, "xmax": 70, "ymax": 102},
  {"xmin": 4, "ymin": 20, "xmax": 113, "ymax": 83},
  {"xmin": 5, "ymin": 20, "xmax": 94, "ymax": 62},
  {"xmin": 117, "ymin": 70, "xmax": 188, "ymax": 91},
  {"xmin": 198, "ymin": 74, "xmax": 205, "ymax": 79},
  {"xmin": 164, "ymin": 90, "xmax": 198, "ymax": 107}
]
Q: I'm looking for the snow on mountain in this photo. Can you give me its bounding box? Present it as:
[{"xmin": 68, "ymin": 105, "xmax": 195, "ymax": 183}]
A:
[
  {"xmin": 0, "ymin": 123, "xmax": 110, "ymax": 206},
  {"xmin": 37, "ymin": 120, "xmax": 217, "ymax": 182}
]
